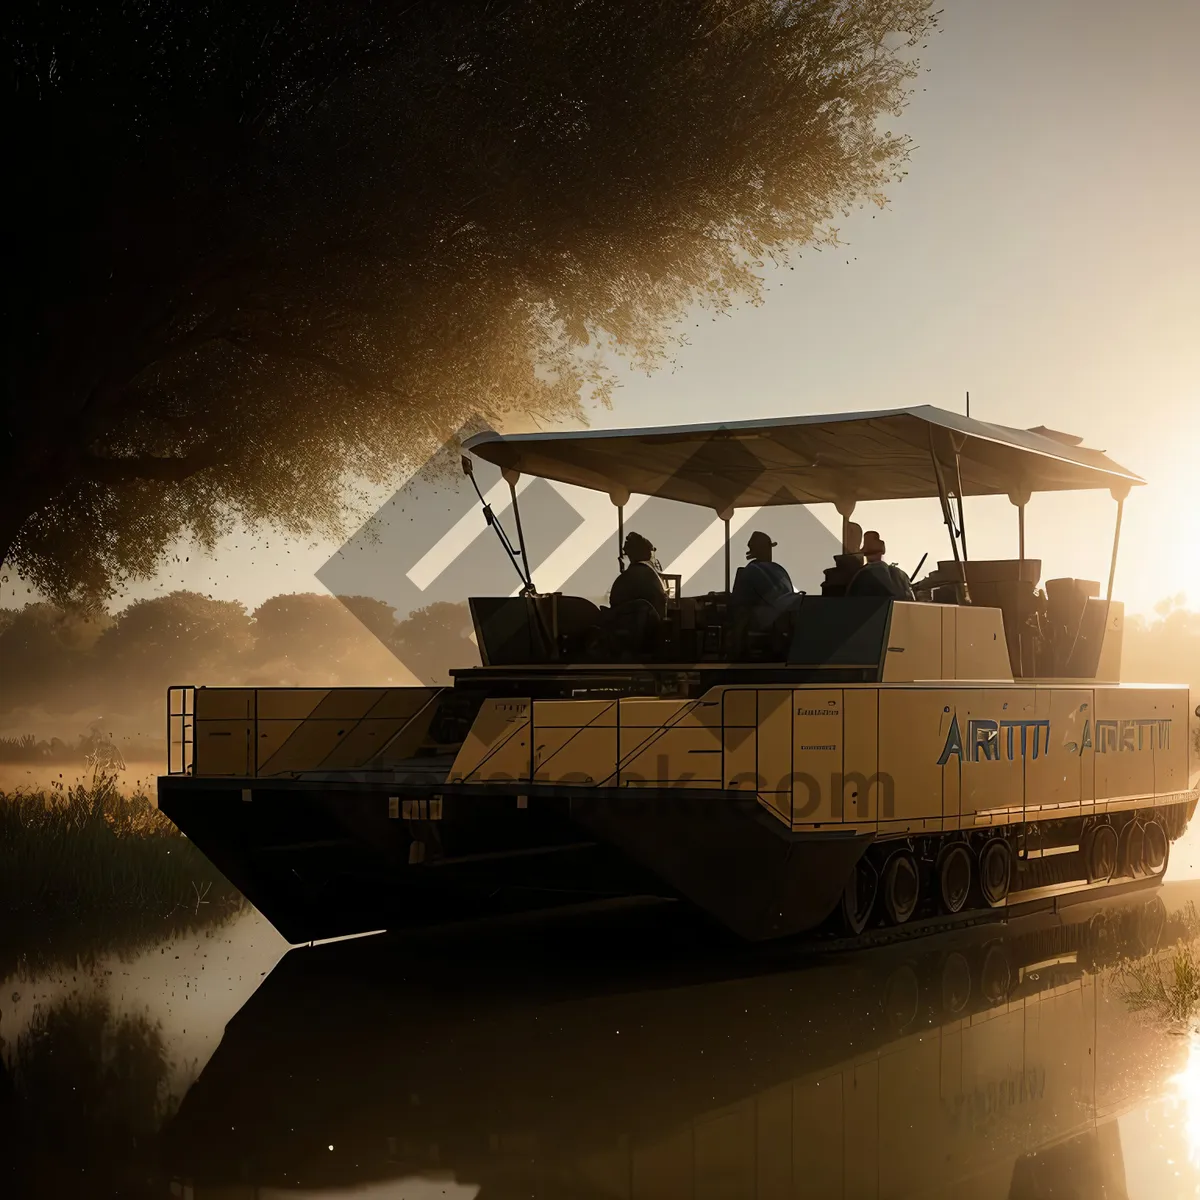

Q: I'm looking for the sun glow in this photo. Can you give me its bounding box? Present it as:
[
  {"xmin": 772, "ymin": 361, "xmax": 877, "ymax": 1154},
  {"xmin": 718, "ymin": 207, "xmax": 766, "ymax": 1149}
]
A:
[{"xmin": 1167, "ymin": 1031, "xmax": 1200, "ymax": 1171}]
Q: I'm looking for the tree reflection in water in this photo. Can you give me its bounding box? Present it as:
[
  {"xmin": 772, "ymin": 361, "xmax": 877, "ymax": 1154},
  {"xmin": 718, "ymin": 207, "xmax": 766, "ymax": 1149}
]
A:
[{"xmin": 3, "ymin": 992, "xmax": 169, "ymax": 1198}]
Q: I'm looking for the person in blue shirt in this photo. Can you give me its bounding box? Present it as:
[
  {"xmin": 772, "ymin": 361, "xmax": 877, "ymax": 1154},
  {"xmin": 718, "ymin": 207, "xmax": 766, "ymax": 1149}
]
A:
[
  {"xmin": 847, "ymin": 530, "xmax": 915, "ymax": 599},
  {"xmin": 733, "ymin": 531, "xmax": 793, "ymax": 601},
  {"xmin": 731, "ymin": 531, "xmax": 794, "ymax": 649}
]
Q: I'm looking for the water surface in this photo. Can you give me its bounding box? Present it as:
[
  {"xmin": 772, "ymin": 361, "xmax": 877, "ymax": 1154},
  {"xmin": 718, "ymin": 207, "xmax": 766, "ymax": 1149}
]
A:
[{"xmin": 5, "ymin": 823, "xmax": 1200, "ymax": 1198}]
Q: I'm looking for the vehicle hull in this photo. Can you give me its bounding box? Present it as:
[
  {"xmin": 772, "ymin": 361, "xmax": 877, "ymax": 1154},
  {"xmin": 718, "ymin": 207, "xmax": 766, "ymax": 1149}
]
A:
[
  {"xmin": 159, "ymin": 675, "xmax": 1196, "ymax": 944},
  {"xmin": 157, "ymin": 773, "xmax": 1193, "ymax": 945}
]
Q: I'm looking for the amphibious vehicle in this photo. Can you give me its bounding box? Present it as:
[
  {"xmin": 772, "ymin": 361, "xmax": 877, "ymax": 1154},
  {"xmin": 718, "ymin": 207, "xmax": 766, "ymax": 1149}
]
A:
[{"xmin": 158, "ymin": 406, "xmax": 1198, "ymax": 943}]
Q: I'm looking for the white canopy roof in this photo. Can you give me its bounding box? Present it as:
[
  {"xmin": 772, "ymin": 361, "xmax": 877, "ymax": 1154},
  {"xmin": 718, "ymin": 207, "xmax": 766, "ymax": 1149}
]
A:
[{"xmin": 463, "ymin": 406, "xmax": 1142, "ymax": 511}]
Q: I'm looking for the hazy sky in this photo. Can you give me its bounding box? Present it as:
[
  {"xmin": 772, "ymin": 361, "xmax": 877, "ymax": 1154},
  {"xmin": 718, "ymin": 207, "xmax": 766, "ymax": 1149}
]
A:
[{"xmin": 23, "ymin": 0, "xmax": 1197, "ymax": 617}]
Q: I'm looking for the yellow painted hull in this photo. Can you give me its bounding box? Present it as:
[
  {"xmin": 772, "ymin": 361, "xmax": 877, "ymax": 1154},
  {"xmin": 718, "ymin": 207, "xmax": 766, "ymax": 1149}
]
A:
[{"xmin": 160, "ymin": 677, "xmax": 1196, "ymax": 943}]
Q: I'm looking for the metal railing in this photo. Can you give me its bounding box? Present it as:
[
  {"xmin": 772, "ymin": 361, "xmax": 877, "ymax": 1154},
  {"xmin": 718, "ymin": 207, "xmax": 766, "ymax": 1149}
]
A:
[{"xmin": 167, "ymin": 685, "xmax": 196, "ymax": 775}]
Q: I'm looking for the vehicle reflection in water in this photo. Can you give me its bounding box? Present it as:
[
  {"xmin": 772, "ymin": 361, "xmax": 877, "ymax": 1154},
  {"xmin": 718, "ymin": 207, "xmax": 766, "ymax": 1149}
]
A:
[{"xmin": 162, "ymin": 884, "xmax": 1200, "ymax": 1200}]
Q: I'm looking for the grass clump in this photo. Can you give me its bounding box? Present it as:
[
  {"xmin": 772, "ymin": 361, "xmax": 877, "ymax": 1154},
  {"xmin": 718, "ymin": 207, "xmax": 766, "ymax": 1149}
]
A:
[
  {"xmin": 0, "ymin": 772, "xmax": 239, "ymax": 919},
  {"xmin": 0, "ymin": 771, "xmax": 244, "ymax": 977},
  {"xmin": 1118, "ymin": 941, "xmax": 1200, "ymax": 1029}
]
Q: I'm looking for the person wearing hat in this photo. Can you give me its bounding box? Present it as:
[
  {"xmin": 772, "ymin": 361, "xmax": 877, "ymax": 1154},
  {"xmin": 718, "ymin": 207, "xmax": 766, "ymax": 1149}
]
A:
[
  {"xmin": 608, "ymin": 531, "xmax": 668, "ymax": 619},
  {"xmin": 847, "ymin": 531, "xmax": 915, "ymax": 599},
  {"xmin": 730, "ymin": 531, "xmax": 795, "ymax": 648},
  {"xmin": 733, "ymin": 531, "xmax": 793, "ymax": 604}
]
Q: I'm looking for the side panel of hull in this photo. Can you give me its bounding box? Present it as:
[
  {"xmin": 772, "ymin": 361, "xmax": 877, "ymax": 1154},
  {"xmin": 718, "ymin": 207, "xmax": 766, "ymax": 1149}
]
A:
[
  {"xmin": 453, "ymin": 683, "xmax": 1194, "ymax": 834},
  {"xmin": 158, "ymin": 780, "xmax": 665, "ymax": 944},
  {"xmin": 189, "ymin": 685, "xmax": 446, "ymax": 777},
  {"xmin": 569, "ymin": 793, "xmax": 871, "ymax": 941},
  {"xmin": 162, "ymin": 681, "xmax": 1194, "ymax": 945}
]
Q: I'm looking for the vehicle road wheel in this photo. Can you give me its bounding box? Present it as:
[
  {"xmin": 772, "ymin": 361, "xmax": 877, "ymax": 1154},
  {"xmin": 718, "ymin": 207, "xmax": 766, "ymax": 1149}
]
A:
[
  {"xmin": 841, "ymin": 857, "xmax": 878, "ymax": 936},
  {"xmin": 881, "ymin": 851, "xmax": 920, "ymax": 926},
  {"xmin": 978, "ymin": 839, "xmax": 1013, "ymax": 907},
  {"xmin": 1142, "ymin": 819, "xmax": 1169, "ymax": 878},
  {"xmin": 936, "ymin": 843, "xmax": 973, "ymax": 914},
  {"xmin": 1084, "ymin": 824, "xmax": 1118, "ymax": 884}
]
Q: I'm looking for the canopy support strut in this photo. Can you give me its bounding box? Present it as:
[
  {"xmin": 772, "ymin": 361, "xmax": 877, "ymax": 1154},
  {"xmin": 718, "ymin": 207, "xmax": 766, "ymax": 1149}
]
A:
[
  {"xmin": 506, "ymin": 474, "xmax": 535, "ymax": 594},
  {"xmin": 953, "ymin": 450, "xmax": 970, "ymax": 562},
  {"xmin": 462, "ymin": 457, "xmax": 528, "ymax": 591},
  {"xmin": 928, "ymin": 430, "xmax": 971, "ymax": 604}
]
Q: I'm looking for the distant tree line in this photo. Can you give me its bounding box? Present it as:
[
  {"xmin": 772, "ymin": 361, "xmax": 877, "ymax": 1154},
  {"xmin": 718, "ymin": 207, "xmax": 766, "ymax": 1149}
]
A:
[
  {"xmin": 1124, "ymin": 598, "xmax": 1200, "ymax": 756},
  {"xmin": 0, "ymin": 592, "xmax": 1196, "ymax": 760},
  {"xmin": 0, "ymin": 592, "xmax": 475, "ymax": 756}
]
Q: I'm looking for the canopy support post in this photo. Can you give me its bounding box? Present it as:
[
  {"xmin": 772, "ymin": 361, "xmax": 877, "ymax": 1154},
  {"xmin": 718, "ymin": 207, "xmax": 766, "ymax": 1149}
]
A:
[
  {"xmin": 1007, "ymin": 487, "xmax": 1033, "ymax": 677},
  {"xmin": 610, "ymin": 487, "xmax": 631, "ymax": 575},
  {"xmin": 928, "ymin": 430, "xmax": 970, "ymax": 604},
  {"xmin": 715, "ymin": 505, "xmax": 735, "ymax": 594},
  {"xmin": 1106, "ymin": 492, "xmax": 1126, "ymax": 603},
  {"xmin": 835, "ymin": 499, "xmax": 858, "ymax": 554},
  {"xmin": 724, "ymin": 518, "xmax": 731, "ymax": 593}
]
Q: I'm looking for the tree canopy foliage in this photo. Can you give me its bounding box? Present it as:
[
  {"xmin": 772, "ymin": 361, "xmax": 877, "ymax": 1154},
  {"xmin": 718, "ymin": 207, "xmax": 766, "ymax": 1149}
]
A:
[{"xmin": 4, "ymin": 0, "xmax": 935, "ymax": 601}]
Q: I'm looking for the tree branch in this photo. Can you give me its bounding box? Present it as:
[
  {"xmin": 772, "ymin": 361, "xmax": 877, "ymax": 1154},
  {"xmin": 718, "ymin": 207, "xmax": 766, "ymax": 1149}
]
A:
[{"xmin": 222, "ymin": 329, "xmax": 394, "ymax": 394}]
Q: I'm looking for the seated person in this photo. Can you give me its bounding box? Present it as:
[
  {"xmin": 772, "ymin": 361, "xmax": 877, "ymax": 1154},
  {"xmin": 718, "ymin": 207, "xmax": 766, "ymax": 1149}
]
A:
[
  {"xmin": 847, "ymin": 531, "xmax": 915, "ymax": 600},
  {"xmin": 608, "ymin": 531, "xmax": 668, "ymax": 619},
  {"xmin": 732, "ymin": 530, "xmax": 793, "ymax": 610},
  {"xmin": 731, "ymin": 531, "xmax": 794, "ymax": 649}
]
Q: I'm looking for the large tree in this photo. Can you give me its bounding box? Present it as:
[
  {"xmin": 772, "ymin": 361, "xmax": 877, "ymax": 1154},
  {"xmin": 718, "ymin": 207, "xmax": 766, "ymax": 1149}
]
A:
[{"xmin": 4, "ymin": 0, "xmax": 935, "ymax": 601}]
